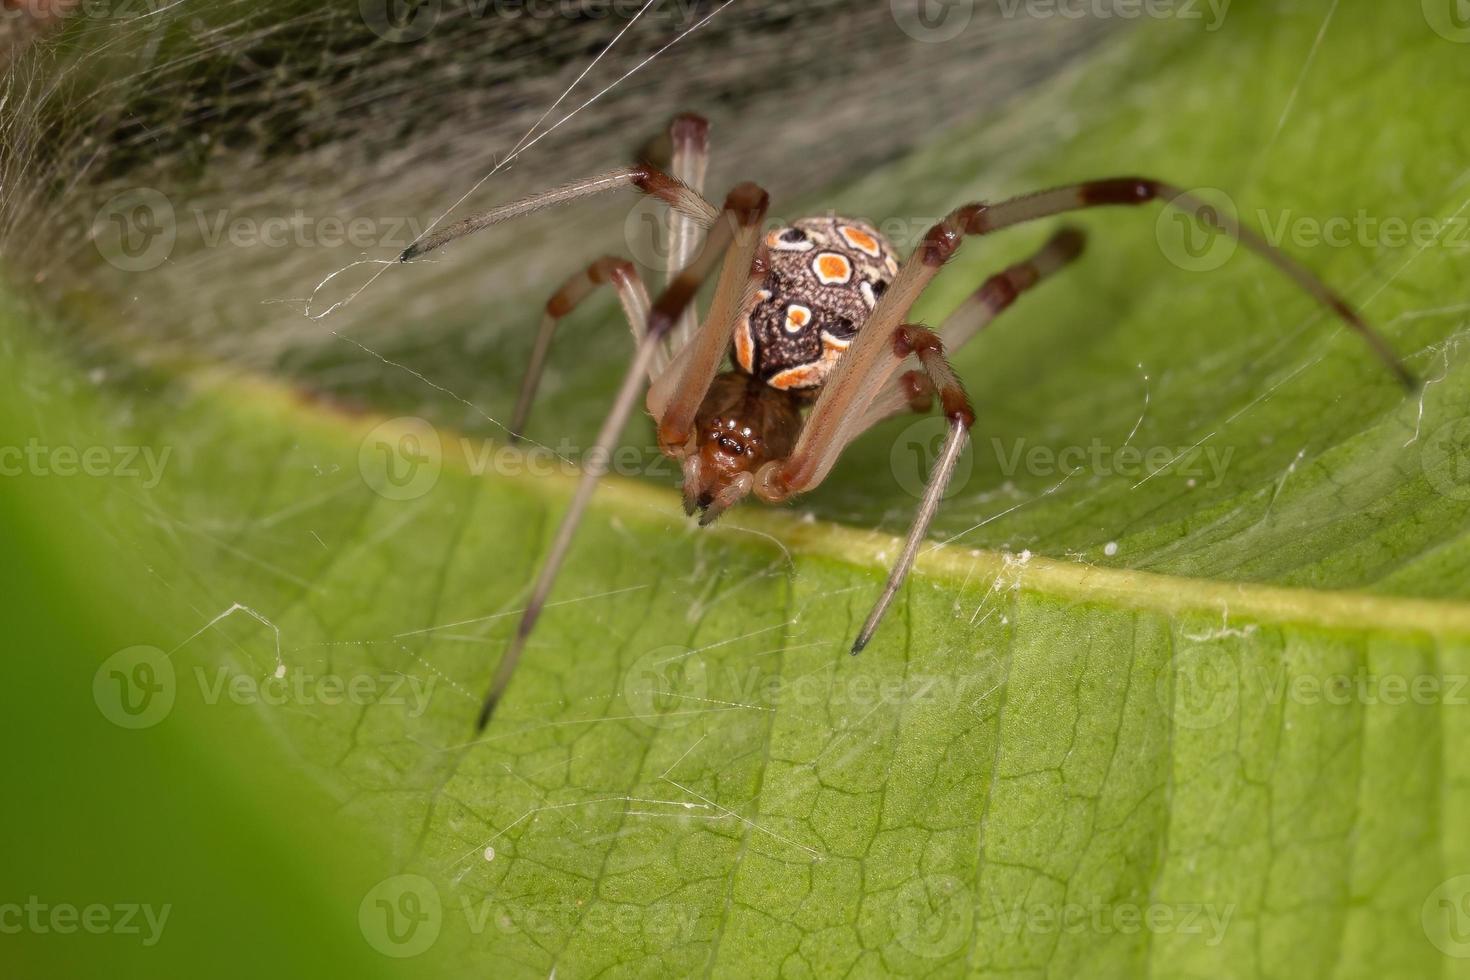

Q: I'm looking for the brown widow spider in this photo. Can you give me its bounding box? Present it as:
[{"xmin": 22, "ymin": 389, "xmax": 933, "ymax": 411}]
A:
[{"xmin": 399, "ymin": 113, "xmax": 1416, "ymax": 731}]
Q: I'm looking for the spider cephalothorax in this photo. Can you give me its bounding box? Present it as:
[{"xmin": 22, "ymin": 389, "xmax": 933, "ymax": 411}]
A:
[
  {"xmin": 682, "ymin": 371, "xmax": 803, "ymax": 520},
  {"xmin": 399, "ymin": 112, "xmax": 1416, "ymax": 730},
  {"xmin": 736, "ymin": 217, "xmax": 902, "ymax": 390}
]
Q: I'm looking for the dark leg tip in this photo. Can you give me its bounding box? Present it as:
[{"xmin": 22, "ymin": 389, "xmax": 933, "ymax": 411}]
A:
[
  {"xmin": 850, "ymin": 636, "xmax": 868, "ymax": 656},
  {"xmin": 1050, "ymin": 225, "xmax": 1088, "ymax": 260},
  {"xmin": 475, "ymin": 694, "xmax": 498, "ymax": 733}
]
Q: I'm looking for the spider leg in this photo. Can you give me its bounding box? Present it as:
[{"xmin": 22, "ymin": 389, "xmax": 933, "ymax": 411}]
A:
[
  {"xmin": 744, "ymin": 321, "xmax": 974, "ymax": 655},
  {"xmin": 400, "ymin": 164, "xmax": 718, "ymax": 261},
  {"xmin": 770, "ymin": 176, "xmax": 1412, "ymax": 502},
  {"xmin": 647, "ymin": 241, "xmax": 768, "ymax": 455},
  {"xmin": 944, "ymin": 178, "xmax": 1414, "ymax": 385},
  {"xmin": 751, "ymin": 233, "xmax": 1084, "ymax": 653},
  {"xmin": 510, "ymin": 256, "xmax": 652, "ymax": 441},
  {"xmin": 858, "ymin": 226, "xmax": 1087, "ymax": 431},
  {"xmin": 939, "ymin": 225, "xmax": 1087, "ymax": 353},
  {"xmin": 663, "ymin": 114, "xmax": 711, "ymax": 367},
  {"xmin": 509, "ymin": 114, "xmax": 717, "ymax": 439},
  {"xmin": 842, "ymin": 225, "xmax": 1084, "ymax": 644},
  {"xmin": 852, "ymin": 325, "xmax": 974, "ymax": 654},
  {"xmin": 476, "ymin": 182, "xmax": 771, "ymax": 731}
]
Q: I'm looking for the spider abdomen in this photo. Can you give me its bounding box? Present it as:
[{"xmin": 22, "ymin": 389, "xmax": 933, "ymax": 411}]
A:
[{"xmin": 733, "ymin": 216, "xmax": 901, "ymax": 391}]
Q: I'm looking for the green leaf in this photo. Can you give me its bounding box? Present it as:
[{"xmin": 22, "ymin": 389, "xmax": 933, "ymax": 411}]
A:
[{"xmin": 9, "ymin": 4, "xmax": 1470, "ymax": 979}]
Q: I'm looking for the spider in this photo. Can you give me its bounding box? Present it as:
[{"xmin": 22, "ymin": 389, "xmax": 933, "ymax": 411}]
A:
[{"xmin": 399, "ymin": 113, "xmax": 1415, "ymax": 731}]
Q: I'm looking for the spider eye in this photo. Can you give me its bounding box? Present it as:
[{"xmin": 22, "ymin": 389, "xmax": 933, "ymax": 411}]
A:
[
  {"xmin": 870, "ymin": 279, "xmax": 888, "ymax": 298},
  {"xmin": 779, "ymin": 228, "xmax": 808, "ymax": 244}
]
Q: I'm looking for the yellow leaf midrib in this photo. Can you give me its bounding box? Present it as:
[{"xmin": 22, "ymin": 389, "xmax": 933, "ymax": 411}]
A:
[{"xmin": 218, "ymin": 371, "xmax": 1470, "ymax": 640}]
